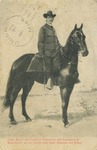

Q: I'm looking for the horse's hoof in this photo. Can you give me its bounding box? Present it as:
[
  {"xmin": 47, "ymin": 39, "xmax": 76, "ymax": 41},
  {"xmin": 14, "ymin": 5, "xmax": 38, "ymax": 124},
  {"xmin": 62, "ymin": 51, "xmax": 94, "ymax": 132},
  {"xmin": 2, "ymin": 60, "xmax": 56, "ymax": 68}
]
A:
[
  {"xmin": 10, "ymin": 120, "xmax": 17, "ymax": 125},
  {"xmin": 75, "ymin": 79, "xmax": 80, "ymax": 84},
  {"xmin": 64, "ymin": 124, "xmax": 70, "ymax": 128},
  {"xmin": 64, "ymin": 122, "xmax": 70, "ymax": 128},
  {"xmin": 26, "ymin": 118, "xmax": 32, "ymax": 122}
]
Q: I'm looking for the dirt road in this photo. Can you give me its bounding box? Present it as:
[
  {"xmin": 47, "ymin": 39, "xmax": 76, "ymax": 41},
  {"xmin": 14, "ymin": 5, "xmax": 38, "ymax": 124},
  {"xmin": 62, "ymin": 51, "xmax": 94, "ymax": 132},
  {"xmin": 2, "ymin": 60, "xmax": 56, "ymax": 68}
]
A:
[{"xmin": 0, "ymin": 86, "xmax": 97, "ymax": 149}]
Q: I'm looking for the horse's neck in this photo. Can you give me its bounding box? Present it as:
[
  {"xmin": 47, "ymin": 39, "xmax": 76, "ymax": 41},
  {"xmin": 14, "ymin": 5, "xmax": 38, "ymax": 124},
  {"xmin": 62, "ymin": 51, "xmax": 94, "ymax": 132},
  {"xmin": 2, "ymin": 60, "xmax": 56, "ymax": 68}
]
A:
[{"xmin": 62, "ymin": 41, "xmax": 78, "ymax": 68}]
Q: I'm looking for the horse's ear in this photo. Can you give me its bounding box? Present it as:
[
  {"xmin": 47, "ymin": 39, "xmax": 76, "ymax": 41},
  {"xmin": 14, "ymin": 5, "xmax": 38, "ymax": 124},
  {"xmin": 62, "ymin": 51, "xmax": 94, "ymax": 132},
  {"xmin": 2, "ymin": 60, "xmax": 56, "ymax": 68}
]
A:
[
  {"xmin": 74, "ymin": 24, "xmax": 77, "ymax": 30},
  {"xmin": 79, "ymin": 23, "xmax": 83, "ymax": 30}
]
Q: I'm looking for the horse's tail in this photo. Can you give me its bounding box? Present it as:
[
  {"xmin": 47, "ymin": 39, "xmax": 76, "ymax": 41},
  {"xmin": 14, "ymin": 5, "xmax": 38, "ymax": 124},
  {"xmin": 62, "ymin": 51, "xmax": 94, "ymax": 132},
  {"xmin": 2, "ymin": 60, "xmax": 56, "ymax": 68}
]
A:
[{"xmin": 3, "ymin": 68, "xmax": 13, "ymax": 110}]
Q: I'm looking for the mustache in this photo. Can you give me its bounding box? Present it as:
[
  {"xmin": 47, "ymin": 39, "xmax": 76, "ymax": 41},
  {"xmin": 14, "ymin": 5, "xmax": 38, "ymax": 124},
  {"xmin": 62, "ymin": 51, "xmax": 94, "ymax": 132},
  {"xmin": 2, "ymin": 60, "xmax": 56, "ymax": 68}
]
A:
[{"xmin": 49, "ymin": 20, "xmax": 53, "ymax": 22}]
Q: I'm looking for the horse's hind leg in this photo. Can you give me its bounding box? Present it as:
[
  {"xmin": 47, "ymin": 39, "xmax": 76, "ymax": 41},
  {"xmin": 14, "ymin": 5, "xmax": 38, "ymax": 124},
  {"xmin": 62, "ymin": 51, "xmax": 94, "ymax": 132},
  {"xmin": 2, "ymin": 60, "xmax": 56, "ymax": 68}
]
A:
[
  {"xmin": 21, "ymin": 81, "xmax": 34, "ymax": 121},
  {"xmin": 9, "ymin": 86, "xmax": 21, "ymax": 124}
]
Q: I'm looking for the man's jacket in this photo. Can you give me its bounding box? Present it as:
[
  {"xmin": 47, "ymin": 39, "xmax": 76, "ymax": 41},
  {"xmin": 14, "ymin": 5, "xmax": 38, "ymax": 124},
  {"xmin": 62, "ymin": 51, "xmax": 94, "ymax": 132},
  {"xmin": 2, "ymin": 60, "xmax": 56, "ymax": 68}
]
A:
[{"xmin": 38, "ymin": 23, "xmax": 61, "ymax": 57}]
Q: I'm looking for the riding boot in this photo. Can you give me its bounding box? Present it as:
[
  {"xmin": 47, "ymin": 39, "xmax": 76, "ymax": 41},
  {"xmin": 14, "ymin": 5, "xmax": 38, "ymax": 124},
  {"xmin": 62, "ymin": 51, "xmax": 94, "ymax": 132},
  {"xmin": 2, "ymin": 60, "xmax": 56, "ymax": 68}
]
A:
[
  {"xmin": 46, "ymin": 77, "xmax": 53, "ymax": 90},
  {"xmin": 46, "ymin": 58, "xmax": 53, "ymax": 90}
]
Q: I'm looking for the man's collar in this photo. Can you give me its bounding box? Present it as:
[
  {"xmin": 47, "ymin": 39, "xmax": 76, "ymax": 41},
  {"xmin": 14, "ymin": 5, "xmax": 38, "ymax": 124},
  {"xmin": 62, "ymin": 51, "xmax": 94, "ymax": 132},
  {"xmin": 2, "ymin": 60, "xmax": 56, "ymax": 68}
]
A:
[
  {"xmin": 46, "ymin": 23, "xmax": 52, "ymax": 26},
  {"xmin": 45, "ymin": 23, "xmax": 53, "ymax": 29}
]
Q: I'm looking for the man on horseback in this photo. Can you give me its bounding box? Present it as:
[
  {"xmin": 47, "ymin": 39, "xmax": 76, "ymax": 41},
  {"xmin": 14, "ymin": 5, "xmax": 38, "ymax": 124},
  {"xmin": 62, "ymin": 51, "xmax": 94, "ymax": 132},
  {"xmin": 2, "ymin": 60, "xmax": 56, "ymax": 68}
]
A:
[
  {"xmin": 37, "ymin": 10, "xmax": 62, "ymax": 89},
  {"xmin": 27, "ymin": 10, "xmax": 80, "ymax": 90},
  {"xmin": 27, "ymin": 10, "xmax": 62, "ymax": 90}
]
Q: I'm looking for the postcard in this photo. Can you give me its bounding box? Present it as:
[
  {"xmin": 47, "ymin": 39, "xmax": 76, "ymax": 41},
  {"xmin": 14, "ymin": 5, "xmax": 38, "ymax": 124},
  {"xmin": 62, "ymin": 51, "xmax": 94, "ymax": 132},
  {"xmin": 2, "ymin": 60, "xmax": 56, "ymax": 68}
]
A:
[{"xmin": 0, "ymin": 0, "xmax": 97, "ymax": 150}]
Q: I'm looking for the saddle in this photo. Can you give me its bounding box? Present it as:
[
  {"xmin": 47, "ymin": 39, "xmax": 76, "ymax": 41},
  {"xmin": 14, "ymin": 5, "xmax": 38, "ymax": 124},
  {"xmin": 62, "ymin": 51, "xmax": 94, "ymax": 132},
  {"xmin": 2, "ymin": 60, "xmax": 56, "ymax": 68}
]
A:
[{"xmin": 27, "ymin": 53, "xmax": 61, "ymax": 73}]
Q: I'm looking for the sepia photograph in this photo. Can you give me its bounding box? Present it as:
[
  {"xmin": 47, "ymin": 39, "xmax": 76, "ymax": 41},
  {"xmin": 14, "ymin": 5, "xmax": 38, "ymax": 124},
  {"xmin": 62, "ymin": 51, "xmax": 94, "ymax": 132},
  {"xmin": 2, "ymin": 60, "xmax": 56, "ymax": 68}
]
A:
[{"xmin": 0, "ymin": 0, "xmax": 97, "ymax": 149}]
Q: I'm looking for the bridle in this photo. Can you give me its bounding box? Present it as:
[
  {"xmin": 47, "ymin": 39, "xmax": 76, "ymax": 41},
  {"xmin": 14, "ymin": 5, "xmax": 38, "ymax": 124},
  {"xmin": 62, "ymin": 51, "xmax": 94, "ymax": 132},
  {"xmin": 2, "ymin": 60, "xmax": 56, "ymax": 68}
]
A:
[
  {"xmin": 54, "ymin": 25, "xmax": 88, "ymax": 63},
  {"xmin": 70, "ymin": 29, "xmax": 87, "ymax": 56},
  {"xmin": 60, "ymin": 47, "xmax": 67, "ymax": 59}
]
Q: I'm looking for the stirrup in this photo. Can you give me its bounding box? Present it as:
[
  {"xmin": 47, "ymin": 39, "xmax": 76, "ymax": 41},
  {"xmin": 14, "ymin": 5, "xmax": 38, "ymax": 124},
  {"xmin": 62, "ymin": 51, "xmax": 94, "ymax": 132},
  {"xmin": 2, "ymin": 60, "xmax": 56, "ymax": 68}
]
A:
[{"xmin": 46, "ymin": 85, "xmax": 53, "ymax": 90}]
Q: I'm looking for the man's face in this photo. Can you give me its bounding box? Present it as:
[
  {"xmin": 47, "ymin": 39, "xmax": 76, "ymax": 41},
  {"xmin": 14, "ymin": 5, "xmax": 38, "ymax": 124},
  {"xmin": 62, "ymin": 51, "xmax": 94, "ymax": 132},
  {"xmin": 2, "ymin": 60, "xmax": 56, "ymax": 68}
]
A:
[{"xmin": 46, "ymin": 16, "xmax": 54, "ymax": 25}]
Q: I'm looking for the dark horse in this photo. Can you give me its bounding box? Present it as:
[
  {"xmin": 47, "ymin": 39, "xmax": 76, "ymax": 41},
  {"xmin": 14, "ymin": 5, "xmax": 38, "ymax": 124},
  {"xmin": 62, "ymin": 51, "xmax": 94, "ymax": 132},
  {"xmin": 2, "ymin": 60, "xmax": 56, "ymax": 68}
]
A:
[{"xmin": 3, "ymin": 24, "xmax": 89, "ymax": 126}]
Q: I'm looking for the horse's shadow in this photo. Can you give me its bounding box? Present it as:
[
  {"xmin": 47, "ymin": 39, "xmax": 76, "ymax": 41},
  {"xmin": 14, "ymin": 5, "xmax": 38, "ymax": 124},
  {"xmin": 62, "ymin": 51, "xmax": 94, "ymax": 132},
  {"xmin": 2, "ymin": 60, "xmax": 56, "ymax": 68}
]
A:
[
  {"xmin": 68, "ymin": 110, "xmax": 96, "ymax": 125},
  {"xmin": 17, "ymin": 108, "xmax": 96, "ymax": 126},
  {"xmin": 33, "ymin": 110, "xmax": 96, "ymax": 126}
]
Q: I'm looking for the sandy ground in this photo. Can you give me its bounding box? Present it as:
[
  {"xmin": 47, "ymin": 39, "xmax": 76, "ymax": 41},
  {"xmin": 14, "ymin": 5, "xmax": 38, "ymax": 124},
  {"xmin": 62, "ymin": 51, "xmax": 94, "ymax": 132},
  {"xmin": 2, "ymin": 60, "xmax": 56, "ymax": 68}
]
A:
[{"xmin": 0, "ymin": 85, "xmax": 97, "ymax": 149}]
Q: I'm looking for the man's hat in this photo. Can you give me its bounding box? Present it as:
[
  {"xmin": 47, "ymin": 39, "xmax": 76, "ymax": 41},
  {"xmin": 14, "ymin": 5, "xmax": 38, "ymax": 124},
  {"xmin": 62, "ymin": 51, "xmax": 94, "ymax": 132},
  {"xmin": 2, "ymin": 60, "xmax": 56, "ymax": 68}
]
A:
[{"xmin": 43, "ymin": 10, "xmax": 56, "ymax": 18}]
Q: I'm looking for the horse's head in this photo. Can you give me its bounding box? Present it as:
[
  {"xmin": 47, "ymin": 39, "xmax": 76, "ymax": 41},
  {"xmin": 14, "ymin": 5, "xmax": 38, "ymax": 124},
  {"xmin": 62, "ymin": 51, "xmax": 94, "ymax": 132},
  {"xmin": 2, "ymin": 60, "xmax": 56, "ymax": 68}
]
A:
[{"xmin": 70, "ymin": 24, "xmax": 89, "ymax": 57}]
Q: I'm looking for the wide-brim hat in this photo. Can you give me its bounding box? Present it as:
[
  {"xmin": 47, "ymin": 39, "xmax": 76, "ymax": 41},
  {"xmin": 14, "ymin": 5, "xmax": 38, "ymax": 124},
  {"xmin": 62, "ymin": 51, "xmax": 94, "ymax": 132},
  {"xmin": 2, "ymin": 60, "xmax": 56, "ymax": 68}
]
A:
[{"xmin": 43, "ymin": 10, "xmax": 56, "ymax": 18}]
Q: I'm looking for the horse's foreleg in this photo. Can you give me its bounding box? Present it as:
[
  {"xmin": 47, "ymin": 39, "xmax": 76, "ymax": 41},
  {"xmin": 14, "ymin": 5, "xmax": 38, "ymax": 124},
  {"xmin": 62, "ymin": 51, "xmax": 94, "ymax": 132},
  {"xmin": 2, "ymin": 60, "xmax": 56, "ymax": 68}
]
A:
[
  {"xmin": 9, "ymin": 86, "xmax": 21, "ymax": 124},
  {"xmin": 60, "ymin": 85, "xmax": 74, "ymax": 127}
]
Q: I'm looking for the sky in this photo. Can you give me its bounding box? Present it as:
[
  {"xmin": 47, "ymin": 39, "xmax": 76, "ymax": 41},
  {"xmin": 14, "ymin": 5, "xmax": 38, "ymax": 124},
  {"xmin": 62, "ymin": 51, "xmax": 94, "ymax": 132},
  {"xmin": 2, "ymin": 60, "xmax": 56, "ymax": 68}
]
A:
[{"xmin": 0, "ymin": 0, "xmax": 97, "ymax": 95}]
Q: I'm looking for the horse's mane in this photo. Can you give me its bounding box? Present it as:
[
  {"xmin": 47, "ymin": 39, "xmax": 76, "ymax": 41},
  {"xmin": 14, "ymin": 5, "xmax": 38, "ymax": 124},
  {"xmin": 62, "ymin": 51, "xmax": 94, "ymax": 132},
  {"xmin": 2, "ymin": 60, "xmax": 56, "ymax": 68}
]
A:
[{"xmin": 62, "ymin": 29, "xmax": 74, "ymax": 54}]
